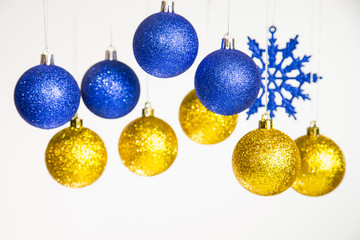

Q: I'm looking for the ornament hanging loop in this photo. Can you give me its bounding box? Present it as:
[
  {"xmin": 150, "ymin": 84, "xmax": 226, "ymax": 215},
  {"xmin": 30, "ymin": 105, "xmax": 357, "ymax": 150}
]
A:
[
  {"xmin": 41, "ymin": 48, "xmax": 54, "ymax": 65},
  {"xmin": 160, "ymin": 0, "xmax": 174, "ymax": 13},
  {"xmin": 142, "ymin": 102, "xmax": 154, "ymax": 117},
  {"xmin": 259, "ymin": 113, "xmax": 272, "ymax": 129},
  {"xmin": 221, "ymin": 33, "xmax": 235, "ymax": 50},
  {"xmin": 105, "ymin": 46, "xmax": 117, "ymax": 61}
]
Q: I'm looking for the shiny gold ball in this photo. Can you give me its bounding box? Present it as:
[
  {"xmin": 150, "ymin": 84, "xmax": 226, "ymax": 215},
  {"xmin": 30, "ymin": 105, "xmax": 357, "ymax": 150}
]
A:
[
  {"xmin": 292, "ymin": 134, "xmax": 345, "ymax": 196},
  {"xmin": 118, "ymin": 115, "xmax": 178, "ymax": 176},
  {"xmin": 179, "ymin": 89, "xmax": 238, "ymax": 144},
  {"xmin": 232, "ymin": 128, "xmax": 301, "ymax": 196},
  {"xmin": 45, "ymin": 126, "xmax": 107, "ymax": 188}
]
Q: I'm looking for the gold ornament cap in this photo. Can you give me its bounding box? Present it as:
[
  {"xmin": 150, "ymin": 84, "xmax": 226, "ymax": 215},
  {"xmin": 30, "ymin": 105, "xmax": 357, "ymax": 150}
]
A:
[
  {"xmin": 259, "ymin": 113, "xmax": 273, "ymax": 129},
  {"xmin": 142, "ymin": 102, "xmax": 154, "ymax": 117},
  {"xmin": 307, "ymin": 121, "xmax": 320, "ymax": 137},
  {"xmin": 70, "ymin": 114, "xmax": 83, "ymax": 128}
]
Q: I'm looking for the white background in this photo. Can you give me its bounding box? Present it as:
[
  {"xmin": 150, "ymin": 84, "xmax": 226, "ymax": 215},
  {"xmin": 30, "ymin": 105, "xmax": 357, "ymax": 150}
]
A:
[{"xmin": 1, "ymin": 0, "xmax": 360, "ymax": 239}]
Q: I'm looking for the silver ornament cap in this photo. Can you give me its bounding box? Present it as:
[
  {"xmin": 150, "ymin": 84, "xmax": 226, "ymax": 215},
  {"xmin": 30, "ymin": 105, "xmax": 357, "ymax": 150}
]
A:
[
  {"xmin": 160, "ymin": 0, "xmax": 174, "ymax": 13},
  {"xmin": 105, "ymin": 46, "xmax": 117, "ymax": 61},
  {"xmin": 221, "ymin": 33, "xmax": 235, "ymax": 50},
  {"xmin": 40, "ymin": 49, "xmax": 54, "ymax": 65}
]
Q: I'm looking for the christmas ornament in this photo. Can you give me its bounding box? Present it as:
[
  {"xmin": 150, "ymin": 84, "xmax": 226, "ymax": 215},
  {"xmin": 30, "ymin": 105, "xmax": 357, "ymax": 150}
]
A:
[
  {"xmin": 133, "ymin": 0, "xmax": 198, "ymax": 78},
  {"xmin": 81, "ymin": 48, "xmax": 140, "ymax": 118},
  {"xmin": 118, "ymin": 103, "xmax": 178, "ymax": 176},
  {"xmin": 232, "ymin": 114, "xmax": 301, "ymax": 196},
  {"xmin": 179, "ymin": 89, "xmax": 238, "ymax": 144},
  {"xmin": 247, "ymin": 26, "xmax": 321, "ymax": 119},
  {"xmin": 14, "ymin": 52, "xmax": 80, "ymax": 129},
  {"xmin": 45, "ymin": 115, "xmax": 107, "ymax": 188},
  {"xmin": 195, "ymin": 34, "xmax": 261, "ymax": 116},
  {"xmin": 292, "ymin": 122, "xmax": 345, "ymax": 196}
]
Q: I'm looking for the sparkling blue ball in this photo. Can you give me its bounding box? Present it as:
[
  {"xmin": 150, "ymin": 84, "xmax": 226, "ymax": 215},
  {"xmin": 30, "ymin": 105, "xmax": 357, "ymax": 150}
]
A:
[
  {"xmin": 81, "ymin": 60, "xmax": 140, "ymax": 119},
  {"xmin": 14, "ymin": 64, "xmax": 81, "ymax": 129},
  {"xmin": 133, "ymin": 12, "xmax": 198, "ymax": 78},
  {"xmin": 195, "ymin": 49, "xmax": 261, "ymax": 116}
]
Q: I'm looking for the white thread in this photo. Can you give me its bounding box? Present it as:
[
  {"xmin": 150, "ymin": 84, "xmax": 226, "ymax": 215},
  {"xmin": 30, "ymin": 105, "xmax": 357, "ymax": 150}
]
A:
[
  {"xmin": 227, "ymin": 0, "xmax": 230, "ymax": 34},
  {"xmin": 264, "ymin": 0, "xmax": 270, "ymax": 113},
  {"xmin": 108, "ymin": 0, "xmax": 114, "ymax": 47},
  {"xmin": 310, "ymin": 0, "xmax": 316, "ymax": 122},
  {"xmin": 72, "ymin": 0, "xmax": 78, "ymax": 81},
  {"xmin": 145, "ymin": 0, "xmax": 150, "ymax": 103},
  {"xmin": 146, "ymin": 74, "xmax": 150, "ymax": 102},
  {"xmin": 43, "ymin": 0, "xmax": 49, "ymax": 50},
  {"xmin": 206, "ymin": 0, "xmax": 210, "ymax": 39},
  {"xmin": 271, "ymin": 0, "xmax": 276, "ymax": 26},
  {"xmin": 315, "ymin": 0, "xmax": 323, "ymax": 122}
]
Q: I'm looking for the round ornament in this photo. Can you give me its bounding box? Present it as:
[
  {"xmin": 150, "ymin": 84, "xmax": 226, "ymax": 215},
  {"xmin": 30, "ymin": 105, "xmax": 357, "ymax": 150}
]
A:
[
  {"xmin": 118, "ymin": 103, "xmax": 178, "ymax": 176},
  {"xmin": 133, "ymin": 1, "xmax": 198, "ymax": 78},
  {"xmin": 81, "ymin": 49, "xmax": 140, "ymax": 118},
  {"xmin": 14, "ymin": 53, "xmax": 80, "ymax": 129},
  {"xmin": 179, "ymin": 89, "xmax": 238, "ymax": 144},
  {"xmin": 45, "ymin": 116, "xmax": 107, "ymax": 188},
  {"xmin": 292, "ymin": 122, "xmax": 345, "ymax": 196},
  {"xmin": 195, "ymin": 35, "xmax": 261, "ymax": 115},
  {"xmin": 232, "ymin": 115, "xmax": 301, "ymax": 196}
]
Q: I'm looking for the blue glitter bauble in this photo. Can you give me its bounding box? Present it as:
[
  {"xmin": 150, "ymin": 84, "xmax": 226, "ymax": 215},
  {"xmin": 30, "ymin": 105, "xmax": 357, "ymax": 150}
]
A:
[
  {"xmin": 81, "ymin": 60, "xmax": 140, "ymax": 119},
  {"xmin": 133, "ymin": 12, "xmax": 198, "ymax": 78},
  {"xmin": 14, "ymin": 64, "xmax": 80, "ymax": 129},
  {"xmin": 194, "ymin": 49, "xmax": 261, "ymax": 116}
]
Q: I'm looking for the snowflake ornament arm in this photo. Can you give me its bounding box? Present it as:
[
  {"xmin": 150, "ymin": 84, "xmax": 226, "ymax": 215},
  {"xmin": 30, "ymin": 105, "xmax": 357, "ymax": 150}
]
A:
[{"xmin": 246, "ymin": 26, "xmax": 321, "ymax": 120}]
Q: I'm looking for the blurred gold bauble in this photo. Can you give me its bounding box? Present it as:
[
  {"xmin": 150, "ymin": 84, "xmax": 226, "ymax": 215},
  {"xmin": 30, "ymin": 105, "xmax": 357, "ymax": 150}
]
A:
[
  {"xmin": 232, "ymin": 115, "xmax": 301, "ymax": 196},
  {"xmin": 118, "ymin": 103, "xmax": 178, "ymax": 176},
  {"xmin": 179, "ymin": 89, "xmax": 238, "ymax": 144},
  {"xmin": 292, "ymin": 122, "xmax": 345, "ymax": 196},
  {"xmin": 45, "ymin": 116, "xmax": 107, "ymax": 188}
]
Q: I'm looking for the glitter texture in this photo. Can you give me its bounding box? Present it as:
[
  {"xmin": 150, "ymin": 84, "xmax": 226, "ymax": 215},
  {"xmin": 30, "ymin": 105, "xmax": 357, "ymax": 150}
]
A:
[
  {"xmin": 14, "ymin": 64, "xmax": 80, "ymax": 129},
  {"xmin": 133, "ymin": 12, "xmax": 198, "ymax": 78},
  {"xmin": 179, "ymin": 89, "xmax": 238, "ymax": 144},
  {"xmin": 232, "ymin": 128, "xmax": 301, "ymax": 196},
  {"xmin": 118, "ymin": 115, "xmax": 178, "ymax": 176},
  {"xmin": 81, "ymin": 60, "xmax": 140, "ymax": 119},
  {"xmin": 45, "ymin": 126, "xmax": 107, "ymax": 188},
  {"xmin": 195, "ymin": 48, "xmax": 261, "ymax": 116},
  {"xmin": 292, "ymin": 134, "xmax": 345, "ymax": 196}
]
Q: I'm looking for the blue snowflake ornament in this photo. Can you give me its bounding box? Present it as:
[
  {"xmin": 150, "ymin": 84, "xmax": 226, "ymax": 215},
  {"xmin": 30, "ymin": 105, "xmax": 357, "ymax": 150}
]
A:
[{"xmin": 246, "ymin": 26, "xmax": 320, "ymax": 119}]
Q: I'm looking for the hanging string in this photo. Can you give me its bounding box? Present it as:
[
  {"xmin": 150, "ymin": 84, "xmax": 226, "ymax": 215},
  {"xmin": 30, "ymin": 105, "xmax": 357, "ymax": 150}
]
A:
[
  {"xmin": 145, "ymin": 0, "xmax": 150, "ymax": 104},
  {"xmin": 264, "ymin": 4, "xmax": 269, "ymax": 114},
  {"xmin": 227, "ymin": 0, "xmax": 230, "ymax": 34},
  {"xmin": 206, "ymin": 0, "xmax": 211, "ymax": 39},
  {"xmin": 42, "ymin": 0, "xmax": 49, "ymax": 51},
  {"xmin": 315, "ymin": 0, "xmax": 323, "ymax": 122},
  {"xmin": 146, "ymin": 74, "xmax": 150, "ymax": 102},
  {"xmin": 108, "ymin": 0, "xmax": 114, "ymax": 48},
  {"xmin": 72, "ymin": 0, "xmax": 79, "ymax": 81},
  {"xmin": 310, "ymin": 0, "xmax": 316, "ymax": 122},
  {"xmin": 270, "ymin": 0, "xmax": 276, "ymax": 27}
]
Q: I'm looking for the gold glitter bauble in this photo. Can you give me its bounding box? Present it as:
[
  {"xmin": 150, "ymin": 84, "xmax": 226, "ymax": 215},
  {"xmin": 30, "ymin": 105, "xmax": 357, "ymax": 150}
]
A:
[
  {"xmin": 292, "ymin": 123, "xmax": 345, "ymax": 196},
  {"xmin": 232, "ymin": 117, "xmax": 301, "ymax": 196},
  {"xmin": 45, "ymin": 117, "xmax": 107, "ymax": 188},
  {"xmin": 179, "ymin": 89, "xmax": 238, "ymax": 144},
  {"xmin": 118, "ymin": 104, "xmax": 178, "ymax": 176}
]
